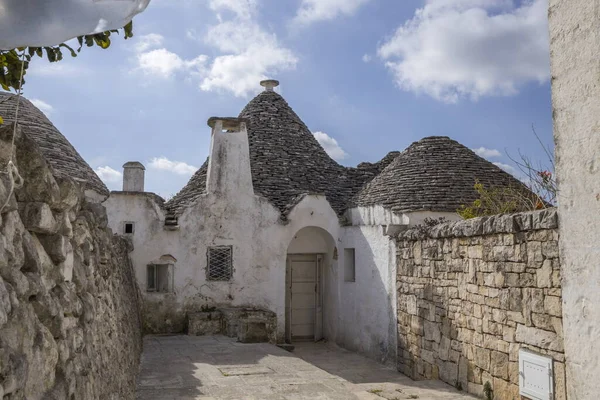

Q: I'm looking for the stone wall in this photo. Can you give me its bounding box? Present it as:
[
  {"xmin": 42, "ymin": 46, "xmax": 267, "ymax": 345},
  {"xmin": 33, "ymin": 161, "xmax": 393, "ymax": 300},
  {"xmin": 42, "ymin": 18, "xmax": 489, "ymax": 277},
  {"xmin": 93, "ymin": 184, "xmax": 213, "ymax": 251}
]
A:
[
  {"xmin": 396, "ymin": 209, "xmax": 564, "ymax": 399},
  {"xmin": 0, "ymin": 124, "xmax": 142, "ymax": 399}
]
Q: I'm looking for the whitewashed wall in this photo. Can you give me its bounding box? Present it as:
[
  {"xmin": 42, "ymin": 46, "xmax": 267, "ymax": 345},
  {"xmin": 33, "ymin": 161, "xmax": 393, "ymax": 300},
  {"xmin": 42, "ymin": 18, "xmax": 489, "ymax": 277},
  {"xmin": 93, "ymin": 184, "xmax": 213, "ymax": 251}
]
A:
[
  {"xmin": 333, "ymin": 225, "xmax": 398, "ymax": 364},
  {"xmin": 549, "ymin": 0, "xmax": 600, "ymax": 397}
]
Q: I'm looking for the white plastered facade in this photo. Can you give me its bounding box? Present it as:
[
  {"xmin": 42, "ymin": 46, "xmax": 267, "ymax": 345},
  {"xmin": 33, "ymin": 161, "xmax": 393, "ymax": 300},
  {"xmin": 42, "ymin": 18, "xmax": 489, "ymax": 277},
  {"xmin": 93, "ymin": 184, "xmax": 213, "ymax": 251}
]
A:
[{"xmin": 104, "ymin": 118, "xmax": 456, "ymax": 363}]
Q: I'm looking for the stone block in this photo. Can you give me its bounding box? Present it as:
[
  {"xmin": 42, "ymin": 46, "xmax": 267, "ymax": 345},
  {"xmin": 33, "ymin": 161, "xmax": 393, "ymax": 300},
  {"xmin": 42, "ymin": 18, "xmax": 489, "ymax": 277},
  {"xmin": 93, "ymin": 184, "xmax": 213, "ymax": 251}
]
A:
[
  {"xmin": 492, "ymin": 308, "xmax": 507, "ymax": 324},
  {"xmin": 424, "ymin": 320, "xmax": 441, "ymax": 343},
  {"xmin": 468, "ymin": 245, "xmax": 483, "ymax": 259},
  {"xmin": 515, "ymin": 324, "xmax": 563, "ymax": 352},
  {"xmin": 188, "ymin": 311, "xmax": 223, "ymax": 335},
  {"xmin": 474, "ymin": 346, "xmax": 490, "ymax": 370},
  {"xmin": 492, "ymin": 215, "xmax": 518, "ymax": 233},
  {"xmin": 508, "ymin": 288, "xmax": 522, "ymax": 311},
  {"xmin": 531, "ymin": 208, "xmax": 558, "ymax": 230},
  {"xmin": 438, "ymin": 336, "xmax": 450, "ymax": 361},
  {"xmin": 238, "ymin": 320, "xmax": 269, "ymax": 343},
  {"xmin": 526, "ymin": 241, "xmax": 544, "ymax": 262},
  {"xmin": 529, "ymin": 288, "xmax": 545, "ymax": 313},
  {"xmin": 38, "ymin": 234, "xmax": 71, "ymax": 265},
  {"xmin": 541, "ymin": 241, "xmax": 559, "ymax": 259},
  {"xmin": 544, "ymin": 295, "xmax": 562, "ymax": 317},
  {"xmin": 519, "ymin": 272, "xmax": 535, "ymax": 287},
  {"xmin": 56, "ymin": 178, "xmax": 80, "ymax": 212},
  {"xmin": 490, "ymin": 351, "xmax": 509, "ymax": 380},
  {"xmin": 421, "ymin": 349, "xmax": 435, "ymax": 364},
  {"xmin": 554, "ymin": 361, "xmax": 567, "ymax": 400},
  {"xmin": 532, "ymin": 313, "xmax": 557, "ymax": 332},
  {"xmin": 503, "ymin": 326, "xmax": 516, "ymax": 342},
  {"xmin": 219, "ymin": 307, "xmax": 277, "ymax": 344},
  {"xmin": 492, "ymin": 377, "xmax": 518, "ymax": 400},
  {"xmin": 410, "ymin": 315, "xmax": 424, "ymax": 335},
  {"xmin": 467, "ymin": 382, "xmax": 484, "ymax": 397},
  {"xmin": 20, "ymin": 202, "xmax": 57, "ymax": 234},
  {"xmin": 439, "ymin": 360, "xmax": 458, "ymax": 384},
  {"xmin": 515, "ymin": 212, "xmax": 533, "ymax": 231},
  {"xmin": 537, "ymin": 259, "xmax": 553, "ymax": 288}
]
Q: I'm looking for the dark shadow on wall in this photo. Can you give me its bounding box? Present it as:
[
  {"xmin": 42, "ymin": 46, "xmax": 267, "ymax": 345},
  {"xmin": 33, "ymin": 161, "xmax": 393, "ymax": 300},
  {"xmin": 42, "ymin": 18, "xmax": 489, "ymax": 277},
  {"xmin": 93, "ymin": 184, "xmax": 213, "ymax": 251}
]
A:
[{"xmin": 326, "ymin": 225, "xmax": 397, "ymax": 367}]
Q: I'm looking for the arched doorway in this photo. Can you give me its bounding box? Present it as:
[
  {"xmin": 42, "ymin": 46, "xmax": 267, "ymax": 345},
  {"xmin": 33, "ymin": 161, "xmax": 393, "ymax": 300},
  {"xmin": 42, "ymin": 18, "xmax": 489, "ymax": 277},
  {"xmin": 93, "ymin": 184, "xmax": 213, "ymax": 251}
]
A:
[{"xmin": 285, "ymin": 226, "xmax": 336, "ymax": 343}]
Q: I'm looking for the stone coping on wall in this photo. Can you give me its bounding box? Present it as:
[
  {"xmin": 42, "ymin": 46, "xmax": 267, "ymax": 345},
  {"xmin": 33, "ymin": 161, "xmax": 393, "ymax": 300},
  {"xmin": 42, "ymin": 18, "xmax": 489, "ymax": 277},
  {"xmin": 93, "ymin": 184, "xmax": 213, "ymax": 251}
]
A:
[
  {"xmin": 399, "ymin": 208, "xmax": 558, "ymax": 241},
  {"xmin": 109, "ymin": 190, "xmax": 166, "ymax": 208}
]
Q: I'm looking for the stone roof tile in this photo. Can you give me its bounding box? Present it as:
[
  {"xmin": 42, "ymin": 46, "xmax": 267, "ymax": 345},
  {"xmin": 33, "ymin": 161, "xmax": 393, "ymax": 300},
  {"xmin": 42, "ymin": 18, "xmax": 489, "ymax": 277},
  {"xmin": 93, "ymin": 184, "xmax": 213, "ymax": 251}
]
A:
[
  {"xmin": 0, "ymin": 93, "xmax": 108, "ymax": 197},
  {"xmin": 350, "ymin": 136, "xmax": 531, "ymax": 213},
  {"xmin": 165, "ymin": 90, "xmax": 378, "ymax": 221}
]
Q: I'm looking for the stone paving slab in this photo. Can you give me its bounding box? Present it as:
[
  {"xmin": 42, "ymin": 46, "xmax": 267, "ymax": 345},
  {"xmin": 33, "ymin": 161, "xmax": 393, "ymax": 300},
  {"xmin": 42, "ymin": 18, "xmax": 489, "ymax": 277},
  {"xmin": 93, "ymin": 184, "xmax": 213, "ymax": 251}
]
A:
[{"xmin": 136, "ymin": 335, "xmax": 477, "ymax": 400}]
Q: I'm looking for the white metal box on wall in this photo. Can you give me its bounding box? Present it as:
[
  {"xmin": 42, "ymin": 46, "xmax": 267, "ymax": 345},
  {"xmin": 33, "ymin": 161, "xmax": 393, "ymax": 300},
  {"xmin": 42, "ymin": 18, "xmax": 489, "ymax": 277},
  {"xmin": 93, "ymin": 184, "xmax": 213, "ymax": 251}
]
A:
[{"xmin": 519, "ymin": 349, "xmax": 554, "ymax": 400}]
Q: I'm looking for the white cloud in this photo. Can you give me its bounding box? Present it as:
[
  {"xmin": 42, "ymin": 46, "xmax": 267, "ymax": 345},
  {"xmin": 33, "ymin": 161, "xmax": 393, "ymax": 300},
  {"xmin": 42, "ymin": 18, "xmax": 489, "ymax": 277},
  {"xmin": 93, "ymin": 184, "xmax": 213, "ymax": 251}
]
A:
[
  {"xmin": 200, "ymin": 20, "xmax": 297, "ymax": 97},
  {"xmin": 494, "ymin": 161, "xmax": 519, "ymax": 176},
  {"xmin": 149, "ymin": 157, "xmax": 197, "ymax": 175},
  {"xmin": 135, "ymin": 33, "xmax": 164, "ymax": 53},
  {"xmin": 95, "ymin": 166, "xmax": 122, "ymax": 183},
  {"xmin": 473, "ymin": 147, "xmax": 502, "ymax": 158},
  {"xmin": 136, "ymin": 48, "xmax": 208, "ymax": 79},
  {"xmin": 377, "ymin": 0, "xmax": 549, "ymax": 103},
  {"xmin": 208, "ymin": 0, "xmax": 257, "ymax": 19},
  {"xmin": 362, "ymin": 54, "xmax": 372, "ymax": 63},
  {"xmin": 132, "ymin": 4, "xmax": 296, "ymax": 97},
  {"xmin": 30, "ymin": 99, "xmax": 54, "ymax": 117},
  {"xmin": 313, "ymin": 131, "xmax": 348, "ymax": 161},
  {"xmin": 294, "ymin": 0, "xmax": 370, "ymax": 25}
]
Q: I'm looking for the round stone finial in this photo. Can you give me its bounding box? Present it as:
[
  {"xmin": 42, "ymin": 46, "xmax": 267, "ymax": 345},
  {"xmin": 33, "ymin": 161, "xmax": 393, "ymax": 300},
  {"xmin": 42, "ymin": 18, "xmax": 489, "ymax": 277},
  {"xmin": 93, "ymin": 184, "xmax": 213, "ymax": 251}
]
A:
[{"xmin": 260, "ymin": 79, "xmax": 279, "ymax": 91}]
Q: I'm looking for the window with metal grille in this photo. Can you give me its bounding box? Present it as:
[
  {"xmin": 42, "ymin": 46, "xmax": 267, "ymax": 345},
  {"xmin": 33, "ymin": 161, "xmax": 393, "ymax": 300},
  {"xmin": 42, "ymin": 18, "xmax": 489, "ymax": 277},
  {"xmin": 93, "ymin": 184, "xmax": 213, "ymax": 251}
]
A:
[{"xmin": 207, "ymin": 246, "xmax": 233, "ymax": 281}]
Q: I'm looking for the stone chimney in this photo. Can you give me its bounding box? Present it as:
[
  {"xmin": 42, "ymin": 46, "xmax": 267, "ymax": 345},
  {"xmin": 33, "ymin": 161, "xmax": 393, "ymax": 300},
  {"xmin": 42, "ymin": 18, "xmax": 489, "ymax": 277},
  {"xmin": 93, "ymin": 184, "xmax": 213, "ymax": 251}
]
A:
[
  {"xmin": 206, "ymin": 117, "xmax": 254, "ymax": 198},
  {"xmin": 122, "ymin": 161, "xmax": 145, "ymax": 192}
]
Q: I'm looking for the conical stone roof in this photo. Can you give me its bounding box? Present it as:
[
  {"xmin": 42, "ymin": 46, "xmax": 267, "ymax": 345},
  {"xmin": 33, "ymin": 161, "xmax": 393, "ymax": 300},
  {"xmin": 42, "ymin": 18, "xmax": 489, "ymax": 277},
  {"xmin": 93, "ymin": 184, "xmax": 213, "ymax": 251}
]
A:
[
  {"xmin": 0, "ymin": 93, "xmax": 109, "ymax": 197},
  {"xmin": 165, "ymin": 89, "xmax": 377, "ymax": 221},
  {"xmin": 350, "ymin": 136, "xmax": 529, "ymax": 213}
]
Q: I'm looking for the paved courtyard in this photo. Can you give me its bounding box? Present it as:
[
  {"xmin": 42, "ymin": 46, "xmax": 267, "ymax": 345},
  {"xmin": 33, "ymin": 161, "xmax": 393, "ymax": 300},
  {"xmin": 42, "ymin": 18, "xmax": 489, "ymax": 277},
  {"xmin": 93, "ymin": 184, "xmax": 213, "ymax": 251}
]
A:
[{"xmin": 136, "ymin": 335, "xmax": 476, "ymax": 400}]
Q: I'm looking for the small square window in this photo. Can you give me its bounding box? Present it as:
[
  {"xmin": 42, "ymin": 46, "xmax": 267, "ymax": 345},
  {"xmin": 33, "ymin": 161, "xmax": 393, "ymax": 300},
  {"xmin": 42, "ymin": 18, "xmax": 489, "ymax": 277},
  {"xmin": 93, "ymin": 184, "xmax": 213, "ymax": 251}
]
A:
[
  {"xmin": 344, "ymin": 248, "xmax": 355, "ymax": 282},
  {"xmin": 207, "ymin": 246, "xmax": 233, "ymax": 281},
  {"xmin": 147, "ymin": 264, "xmax": 172, "ymax": 292},
  {"xmin": 124, "ymin": 222, "xmax": 134, "ymax": 235}
]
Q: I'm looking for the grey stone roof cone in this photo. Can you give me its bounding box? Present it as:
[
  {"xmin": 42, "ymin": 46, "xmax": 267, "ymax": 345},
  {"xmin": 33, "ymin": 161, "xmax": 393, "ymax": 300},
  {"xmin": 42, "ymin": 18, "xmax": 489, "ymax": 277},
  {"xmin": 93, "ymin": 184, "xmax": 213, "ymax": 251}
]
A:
[
  {"xmin": 0, "ymin": 92, "xmax": 109, "ymax": 198},
  {"xmin": 165, "ymin": 82, "xmax": 379, "ymax": 220}
]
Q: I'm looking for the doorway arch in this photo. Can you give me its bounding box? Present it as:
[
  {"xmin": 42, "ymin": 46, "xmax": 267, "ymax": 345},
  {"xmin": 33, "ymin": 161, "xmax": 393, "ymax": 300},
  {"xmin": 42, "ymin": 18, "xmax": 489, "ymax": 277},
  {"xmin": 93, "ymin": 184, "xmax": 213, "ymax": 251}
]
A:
[{"xmin": 285, "ymin": 226, "xmax": 336, "ymax": 343}]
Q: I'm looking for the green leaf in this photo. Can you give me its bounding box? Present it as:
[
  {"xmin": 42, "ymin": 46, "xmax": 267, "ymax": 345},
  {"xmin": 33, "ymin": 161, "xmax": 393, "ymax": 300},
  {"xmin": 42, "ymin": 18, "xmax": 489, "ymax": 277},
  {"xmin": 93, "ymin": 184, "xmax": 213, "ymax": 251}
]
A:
[
  {"xmin": 0, "ymin": 116, "xmax": 3, "ymax": 125},
  {"xmin": 60, "ymin": 43, "xmax": 77, "ymax": 58},
  {"xmin": 124, "ymin": 20, "xmax": 134, "ymax": 39}
]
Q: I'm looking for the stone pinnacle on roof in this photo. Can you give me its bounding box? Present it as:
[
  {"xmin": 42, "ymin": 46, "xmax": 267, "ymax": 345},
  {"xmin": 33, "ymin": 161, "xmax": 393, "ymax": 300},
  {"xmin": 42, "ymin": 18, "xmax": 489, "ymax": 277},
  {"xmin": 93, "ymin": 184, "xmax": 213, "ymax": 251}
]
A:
[{"xmin": 260, "ymin": 79, "xmax": 279, "ymax": 91}]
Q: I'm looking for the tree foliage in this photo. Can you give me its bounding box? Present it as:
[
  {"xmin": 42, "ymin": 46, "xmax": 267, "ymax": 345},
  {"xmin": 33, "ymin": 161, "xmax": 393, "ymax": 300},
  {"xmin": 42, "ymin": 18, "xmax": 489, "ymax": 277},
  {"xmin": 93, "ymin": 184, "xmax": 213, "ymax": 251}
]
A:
[
  {"xmin": 457, "ymin": 126, "xmax": 556, "ymax": 220},
  {"xmin": 0, "ymin": 21, "xmax": 134, "ymax": 92},
  {"xmin": 456, "ymin": 181, "xmax": 541, "ymax": 219}
]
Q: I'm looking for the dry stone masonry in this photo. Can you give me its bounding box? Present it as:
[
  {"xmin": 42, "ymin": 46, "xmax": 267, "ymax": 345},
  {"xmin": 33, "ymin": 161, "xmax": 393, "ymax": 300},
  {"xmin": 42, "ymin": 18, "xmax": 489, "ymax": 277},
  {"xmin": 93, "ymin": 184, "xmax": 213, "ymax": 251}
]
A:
[
  {"xmin": 0, "ymin": 123, "xmax": 142, "ymax": 399},
  {"xmin": 396, "ymin": 209, "xmax": 564, "ymax": 399}
]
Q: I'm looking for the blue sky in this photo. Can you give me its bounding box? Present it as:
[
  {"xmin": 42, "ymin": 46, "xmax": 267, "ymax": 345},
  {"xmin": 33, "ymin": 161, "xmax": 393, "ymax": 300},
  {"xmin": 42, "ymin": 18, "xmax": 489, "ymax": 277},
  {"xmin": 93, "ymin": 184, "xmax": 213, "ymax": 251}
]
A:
[{"xmin": 17, "ymin": 0, "xmax": 552, "ymax": 199}]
